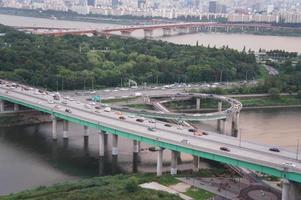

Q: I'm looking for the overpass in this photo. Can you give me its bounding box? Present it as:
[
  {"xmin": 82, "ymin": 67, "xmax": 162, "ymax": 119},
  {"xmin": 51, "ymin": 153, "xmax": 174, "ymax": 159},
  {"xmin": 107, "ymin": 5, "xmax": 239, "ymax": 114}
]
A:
[{"xmin": 0, "ymin": 82, "xmax": 300, "ymax": 199}]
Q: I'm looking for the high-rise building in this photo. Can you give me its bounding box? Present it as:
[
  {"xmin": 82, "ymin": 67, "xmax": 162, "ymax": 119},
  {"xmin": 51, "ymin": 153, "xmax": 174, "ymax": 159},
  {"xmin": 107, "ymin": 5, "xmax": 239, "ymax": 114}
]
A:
[
  {"xmin": 87, "ymin": 0, "xmax": 96, "ymax": 7},
  {"xmin": 209, "ymin": 1, "xmax": 217, "ymax": 13},
  {"xmin": 112, "ymin": 0, "xmax": 118, "ymax": 8},
  {"xmin": 138, "ymin": 0, "xmax": 146, "ymax": 9}
]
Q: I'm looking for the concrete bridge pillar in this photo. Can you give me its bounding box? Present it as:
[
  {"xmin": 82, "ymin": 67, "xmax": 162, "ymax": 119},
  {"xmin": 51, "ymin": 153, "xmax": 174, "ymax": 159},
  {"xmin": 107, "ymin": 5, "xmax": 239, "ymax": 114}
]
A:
[
  {"xmin": 231, "ymin": 112, "xmax": 239, "ymax": 137},
  {"xmin": 84, "ymin": 125, "xmax": 89, "ymax": 139},
  {"xmin": 112, "ymin": 134, "xmax": 118, "ymax": 155},
  {"xmin": 63, "ymin": 120, "xmax": 69, "ymax": 139},
  {"xmin": 222, "ymin": 119, "xmax": 226, "ymax": 134},
  {"xmin": 120, "ymin": 30, "xmax": 132, "ymax": 37},
  {"xmin": 196, "ymin": 98, "xmax": 201, "ymax": 110},
  {"xmin": 52, "ymin": 116, "xmax": 58, "ymax": 140},
  {"xmin": 192, "ymin": 156, "xmax": 199, "ymax": 172},
  {"xmin": 157, "ymin": 148, "xmax": 163, "ymax": 176},
  {"xmin": 13, "ymin": 104, "xmax": 19, "ymax": 111},
  {"xmin": 99, "ymin": 131, "xmax": 105, "ymax": 157},
  {"xmin": 217, "ymin": 102, "xmax": 222, "ymax": 131},
  {"xmin": 0, "ymin": 100, "xmax": 4, "ymax": 112},
  {"xmin": 162, "ymin": 28, "xmax": 172, "ymax": 36},
  {"xmin": 133, "ymin": 140, "xmax": 140, "ymax": 153},
  {"xmin": 282, "ymin": 179, "xmax": 290, "ymax": 200},
  {"xmin": 282, "ymin": 179, "xmax": 301, "ymax": 200},
  {"xmin": 171, "ymin": 150, "xmax": 178, "ymax": 175},
  {"xmin": 144, "ymin": 29, "xmax": 153, "ymax": 38}
]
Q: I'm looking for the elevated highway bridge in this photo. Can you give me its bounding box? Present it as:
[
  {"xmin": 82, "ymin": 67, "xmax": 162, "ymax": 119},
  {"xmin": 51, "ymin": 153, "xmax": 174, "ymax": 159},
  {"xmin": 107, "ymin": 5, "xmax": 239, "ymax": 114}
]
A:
[{"xmin": 0, "ymin": 82, "xmax": 301, "ymax": 199}]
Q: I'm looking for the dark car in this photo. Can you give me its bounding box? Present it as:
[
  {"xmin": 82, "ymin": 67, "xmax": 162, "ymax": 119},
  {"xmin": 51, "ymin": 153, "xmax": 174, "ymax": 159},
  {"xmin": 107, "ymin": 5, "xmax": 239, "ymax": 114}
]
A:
[
  {"xmin": 164, "ymin": 123, "xmax": 172, "ymax": 127},
  {"xmin": 220, "ymin": 147, "xmax": 230, "ymax": 152},
  {"xmin": 119, "ymin": 116, "xmax": 126, "ymax": 120},
  {"xmin": 136, "ymin": 118, "xmax": 144, "ymax": 123},
  {"xmin": 188, "ymin": 128, "xmax": 197, "ymax": 132},
  {"xmin": 65, "ymin": 109, "xmax": 72, "ymax": 113},
  {"xmin": 269, "ymin": 147, "xmax": 280, "ymax": 152},
  {"xmin": 95, "ymin": 106, "xmax": 101, "ymax": 110}
]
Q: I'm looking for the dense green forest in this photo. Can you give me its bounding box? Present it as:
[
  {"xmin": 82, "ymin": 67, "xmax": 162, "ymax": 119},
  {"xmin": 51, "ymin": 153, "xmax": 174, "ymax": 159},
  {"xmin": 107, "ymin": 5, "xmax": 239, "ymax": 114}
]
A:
[{"xmin": 0, "ymin": 24, "xmax": 259, "ymax": 90}]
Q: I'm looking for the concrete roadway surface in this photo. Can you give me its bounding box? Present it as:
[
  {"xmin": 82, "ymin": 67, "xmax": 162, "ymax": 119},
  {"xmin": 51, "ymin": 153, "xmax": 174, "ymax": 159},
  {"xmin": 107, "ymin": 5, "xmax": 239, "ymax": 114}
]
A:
[
  {"xmin": 61, "ymin": 81, "xmax": 258, "ymax": 101},
  {"xmin": 263, "ymin": 65, "xmax": 279, "ymax": 76},
  {"xmin": 1, "ymin": 84, "xmax": 301, "ymax": 178}
]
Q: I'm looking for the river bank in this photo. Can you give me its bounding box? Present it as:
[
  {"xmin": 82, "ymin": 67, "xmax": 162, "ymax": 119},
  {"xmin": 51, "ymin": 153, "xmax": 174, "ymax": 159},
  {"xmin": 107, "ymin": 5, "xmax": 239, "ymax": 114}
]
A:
[{"xmin": 0, "ymin": 174, "xmax": 212, "ymax": 200}]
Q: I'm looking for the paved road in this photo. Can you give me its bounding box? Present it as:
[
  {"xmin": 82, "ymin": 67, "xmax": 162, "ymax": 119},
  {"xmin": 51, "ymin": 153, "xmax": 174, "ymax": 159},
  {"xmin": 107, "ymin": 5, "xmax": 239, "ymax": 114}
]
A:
[
  {"xmin": 263, "ymin": 65, "xmax": 279, "ymax": 76},
  {"xmin": 1, "ymin": 84, "xmax": 301, "ymax": 182}
]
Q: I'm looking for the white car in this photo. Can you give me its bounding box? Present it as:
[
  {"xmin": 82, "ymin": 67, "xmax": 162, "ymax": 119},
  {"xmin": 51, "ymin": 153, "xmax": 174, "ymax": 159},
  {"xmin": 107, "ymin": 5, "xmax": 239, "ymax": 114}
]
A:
[
  {"xmin": 104, "ymin": 107, "xmax": 111, "ymax": 112},
  {"xmin": 282, "ymin": 162, "xmax": 296, "ymax": 168},
  {"xmin": 47, "ymin": 100, "xmax": 54, "ymax": 104}
]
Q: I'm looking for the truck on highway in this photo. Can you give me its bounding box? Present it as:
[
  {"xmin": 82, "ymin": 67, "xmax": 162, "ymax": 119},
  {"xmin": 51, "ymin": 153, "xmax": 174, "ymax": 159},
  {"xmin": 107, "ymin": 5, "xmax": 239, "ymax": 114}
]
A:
[{"xmin": 135, "ymin": 92, "xmax": 142, "ymax": 97}]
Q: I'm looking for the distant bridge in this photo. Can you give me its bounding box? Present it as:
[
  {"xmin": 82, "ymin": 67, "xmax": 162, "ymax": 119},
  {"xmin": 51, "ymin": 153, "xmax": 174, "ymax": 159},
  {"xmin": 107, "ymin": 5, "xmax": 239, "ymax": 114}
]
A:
[{"xmin": 16, "ymin": 22, "xmax": 301, "ymax": 38}]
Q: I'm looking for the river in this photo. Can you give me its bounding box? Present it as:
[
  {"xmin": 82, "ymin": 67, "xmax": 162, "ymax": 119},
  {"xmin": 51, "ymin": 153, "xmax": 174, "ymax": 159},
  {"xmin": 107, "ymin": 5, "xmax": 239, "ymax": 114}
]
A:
[
  {"xmin": 0, "ymin": 14, "xmax": 301, "ymax": 195},
  {"xmin": 0, "ymin": 14, "xmax": 301, "ymax": 52}
]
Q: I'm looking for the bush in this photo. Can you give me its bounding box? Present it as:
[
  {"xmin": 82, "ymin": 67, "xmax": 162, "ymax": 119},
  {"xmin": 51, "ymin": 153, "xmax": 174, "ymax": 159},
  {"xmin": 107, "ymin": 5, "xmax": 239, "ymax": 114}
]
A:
[
  {"xmin": 268, "ymin": 87, "xmax": 280, "ymax": 99},
  {"xmin": 124, "ymin": 177, "xmax": 139, "ymax": 193}
]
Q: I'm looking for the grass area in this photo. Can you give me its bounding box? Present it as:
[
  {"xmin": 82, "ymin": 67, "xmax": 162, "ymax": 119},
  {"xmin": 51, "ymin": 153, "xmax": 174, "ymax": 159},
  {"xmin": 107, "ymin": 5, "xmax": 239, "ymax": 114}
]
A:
[
  {"xmin": 0, "ymin": 174, "xmax": 182, "ymax": 200},
  {"xmin": 184, "ymin": 187, "xmax": 214, "ymax": 200},
  {"xmin": 126, "ymin": 104, "xmax": 154, "ymax": 110},
  {"xmin": 239, "ymin": 96, "xmax": 301, "ymax": 107}
]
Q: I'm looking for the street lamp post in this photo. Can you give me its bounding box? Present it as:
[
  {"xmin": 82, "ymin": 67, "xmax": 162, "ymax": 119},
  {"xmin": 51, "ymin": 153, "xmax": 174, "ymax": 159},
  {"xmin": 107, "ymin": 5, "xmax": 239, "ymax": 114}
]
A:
[{"xmin": 296, "ymin": 139, "xmax": 300, "ymax": 160}]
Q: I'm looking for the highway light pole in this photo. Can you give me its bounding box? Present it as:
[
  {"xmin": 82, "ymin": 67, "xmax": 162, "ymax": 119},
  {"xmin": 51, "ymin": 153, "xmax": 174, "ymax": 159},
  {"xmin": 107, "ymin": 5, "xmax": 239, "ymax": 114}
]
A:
[
  {"xmin": 296, "ymin": 139, "xmax": 300, "ymax": 160},
  {"xmin": 239, "ymin": 128, "xmax": 242, "ymax": 147}
]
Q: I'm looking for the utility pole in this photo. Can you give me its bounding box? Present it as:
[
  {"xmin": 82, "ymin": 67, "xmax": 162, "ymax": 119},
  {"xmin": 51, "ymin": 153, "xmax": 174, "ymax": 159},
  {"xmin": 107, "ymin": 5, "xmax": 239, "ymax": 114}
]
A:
[
  {"xmin": 220, "ymin": 70, "xmax": 223, "ymax": 83},
  {"xmin": 56, "ymin": 77, "xmax": 58, "ymax": 92},
  {"xmin": 91, "ymin": 78, "xmax": 94, "ymax": 90}
]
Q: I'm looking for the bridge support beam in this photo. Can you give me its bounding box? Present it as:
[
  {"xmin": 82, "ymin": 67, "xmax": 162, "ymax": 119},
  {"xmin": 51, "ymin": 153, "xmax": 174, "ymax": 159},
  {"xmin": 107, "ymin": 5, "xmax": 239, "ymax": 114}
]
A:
[
  {"xmin": 0, "ymin": 100, "xmax": 4, "ymax": 112},
  {"xmin": 13, "ymin": 104, "xmax": 19, "ymax": 111},
  {"xmin": 63, "ymin": 120, "xmax": 69, "ymax": 139},
  {"xmin": 84, "ymin": 125, "xmax": 89, "ymax": 139},
  {"xmin": 196, "ymin": 98, "xmax": 201, "ymax": 110},
  {"xmin": 192, "ymin": 156, "xmax": 199, "ymax": 172},
  {"xmin": 217, "ymin": 102, "xmax": 222, "ymax": 131},
  {"xmin": 133, "ymin": 140, "xmax": 140, "ymax": 153},
  {"xmin": 144, "ymin": 29, "xmax": 153, "ymax": 39},
  {"xmin": 231, "ymin": 112, "xmax": 239, "ymax": 137},
  {"xmin": 171, "ymin": 150, "xmax": 178, "ymax": 175},
  {"xmin": 162, "ymin": 28, "xmax": 172, "ymax": 37},
  {"xmin": 120, "ymin": 30, "xmax": 132, "ymax": 37},
  {"xmin": 99, "ymin": 131, "xmax": 105, "ymax": 157},
  {"xmin": 157, "ymin": 148, "xmax": 163, "ymax": 176},
  {"xmin": 52, "ymin": 116, "xmax": 57, "ymax": 140},
  {"xmin": 112, "ymin": 134, "xmax": 118, "ymax": 155},
  {"xmin": 282, "ymin": 179, "xmax": 301, "ymax": 200},
  {"xmin": 222, "ymin": 119, "xmax": 226, "ymax": 134},
  {"xmin": 282, "ymin": 179, "xmax": 290, "ymax": 200}
]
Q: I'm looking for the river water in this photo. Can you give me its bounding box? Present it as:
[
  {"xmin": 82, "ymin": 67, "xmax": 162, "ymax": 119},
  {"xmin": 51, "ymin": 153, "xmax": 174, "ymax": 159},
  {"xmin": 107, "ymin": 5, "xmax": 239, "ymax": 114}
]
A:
[
  {"xmin": 0, "ymin": 14, "xmax": 301, "ymax": 195},
  {"xmin": 0, "ymin": 14, "xmax": 301, "ymax": 52}
]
